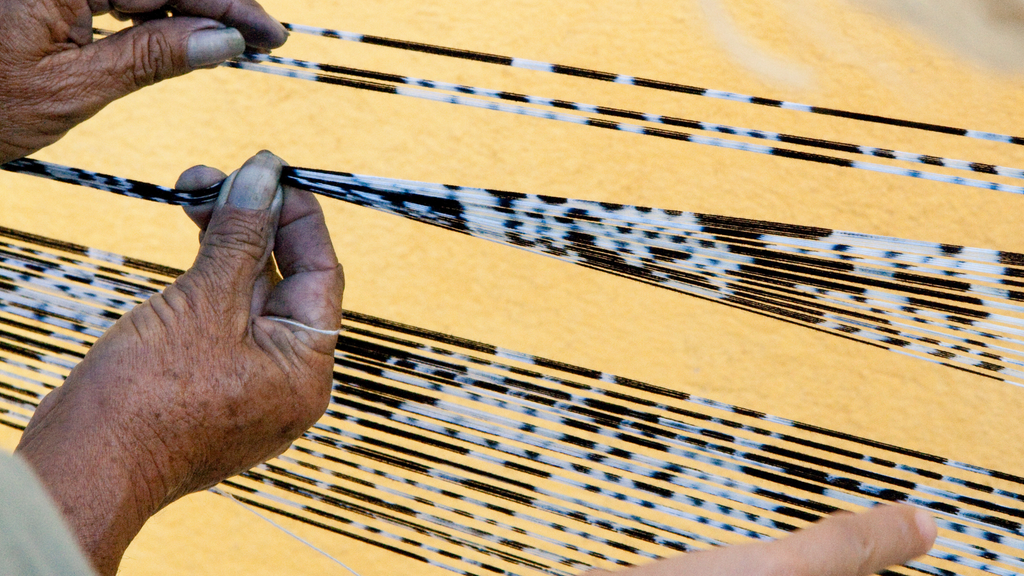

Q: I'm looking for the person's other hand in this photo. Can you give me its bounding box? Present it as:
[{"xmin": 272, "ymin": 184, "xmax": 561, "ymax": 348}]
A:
[
  {"xmin": 0, "ymin": 0, "xmax": 287, "ymax": 163},
  {"xmin": 16, "ymin": 151, "xmax": 345, "ymax": 575},
  {"xmin": 585, "ymin": 504, "xmax": 936, "ymax": 576}
]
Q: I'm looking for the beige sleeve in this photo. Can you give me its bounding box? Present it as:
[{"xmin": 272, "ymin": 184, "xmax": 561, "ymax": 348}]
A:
[{"xmin": 0, "ymin": 450, "xmax": 96, "ymax": 576}]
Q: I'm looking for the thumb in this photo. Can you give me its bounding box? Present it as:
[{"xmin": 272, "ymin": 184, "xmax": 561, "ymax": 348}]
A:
[
  {"xmin": 65, "ymin": 17, "xmax": 245, "ymax": 102},
  {"xmin": 186, "ymin": 151, "xmax": 284, "ymax": 314}
]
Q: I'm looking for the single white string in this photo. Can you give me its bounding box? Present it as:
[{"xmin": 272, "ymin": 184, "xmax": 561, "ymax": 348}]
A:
[
  {"xmin": 210, "ymin": 487, "xmax": 364, "ymax": 576},
  {"xmin": 265, "ymin": 316, "xmax": 342, "ymax": 336}
]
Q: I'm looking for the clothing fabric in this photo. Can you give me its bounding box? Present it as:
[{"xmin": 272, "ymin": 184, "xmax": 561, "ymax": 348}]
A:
[{"xmin": 0, "ymin": 451, "xmax": 95, "ymax": 576}]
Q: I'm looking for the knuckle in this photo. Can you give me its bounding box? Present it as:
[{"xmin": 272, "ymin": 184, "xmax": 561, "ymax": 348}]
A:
[
  {"xmin": 127, "ymin": 32, "xmax": 175, "ymax": 87},
  {"xmin": 202, "ymin": 215, "xmax": 270, "ymax": 263},
  {"xmin": 162, "ymin": 282, "xmax": 208, "ymax": 320}
]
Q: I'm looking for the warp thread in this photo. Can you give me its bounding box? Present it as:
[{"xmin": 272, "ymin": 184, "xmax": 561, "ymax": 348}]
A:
[
  {"xmin": 5, "ymin": 160, "xmax": 1024, "ymax": 390},
  {"xmin": 0, "ymin": 229, "xmax": 1022, "ymax": 575}
]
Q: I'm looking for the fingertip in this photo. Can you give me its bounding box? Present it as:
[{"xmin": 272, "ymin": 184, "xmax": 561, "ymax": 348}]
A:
[
  {"xmin": 870, "ymin": 504, "xmax": 936, "ymax": 564},
  {"xmin": 176, "ymin": 165, "xmax": 228, "ymax": 191},
  {"xmin": 178, "ymin": 165, "xmax": 228, "ymax": 229},
  {"xmin": 248, "ymin": 18, "xmax": 289, "ymax": 49},
  {"xmin": 879, "ymin": 504, "xmax": 936, "ymax": 551},
  {"xmin": 225, "ymin": 153, "xmax": 284, "ymax": 210},
  {"xmin": 913, "ymin": 507, "xmax": 938, "ymax": 550},
  {"xmin": 229, "ymin": 13, "xmax": 288, "ymax": 49},
  {"xmin": 187, "ymin": 27, "xmax": 246, "ymax": 69}
]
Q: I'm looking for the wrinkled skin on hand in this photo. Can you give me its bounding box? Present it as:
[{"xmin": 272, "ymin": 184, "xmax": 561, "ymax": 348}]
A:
[
  {"xmin": 0, "ymin": 0, "xmax": 286, "ymax": 162},
  {"xmin": 16, "ymin": 151, "xmax": 345, "ymax": 575}
]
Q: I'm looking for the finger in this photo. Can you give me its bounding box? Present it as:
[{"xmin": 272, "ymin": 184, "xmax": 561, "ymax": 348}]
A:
[
  {"xmin": 172, "ymin": 0, "xmax": 288, "ymax": 48},
  {"xmin": 107, "ymin": 7, "xmax": 175, "ymax": 22},
  {"xmin": 109, "ymin": 0, "xmax": 287, "ymax": 48},
  {"xmin": 89, "ymin": 0, "xmax": 114, "ymax": 14},
  {"xmin": 177, "ymin": 164, "xmax": 283, "ymax": 319},
  {"xmin": 598, "ymin": 505, "xmax": 935, "ymax": 576},
  {"xmin": 183, "ymin": 151, "xmax": 284, "ymax": 317},
  {"xmin": 130, "ymin": 10, "xmax": 174, "ymax": 25},
  {"xmin": 53, "ymin": 16, "xmax": 245, "ymax": 114},
  {"xmin": 772, "ymin": 505, "xmax": 936, "ymax": 576},
  {"xmin": 177, "ymin": 164, "xmax": 228, "ymax": 231},
  {"xmin": 261, "ymin": 187, "xmax": 344, "ymax": 349}
]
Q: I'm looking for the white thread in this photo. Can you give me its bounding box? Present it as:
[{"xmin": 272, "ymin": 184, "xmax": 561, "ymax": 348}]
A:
[
  {"xmin": 265, "ymin": 316, "xmax": 341, "ymax": 336},
  {"xmin": 210, "ymin": 487, "xmax": 363, "ymax": 576}
]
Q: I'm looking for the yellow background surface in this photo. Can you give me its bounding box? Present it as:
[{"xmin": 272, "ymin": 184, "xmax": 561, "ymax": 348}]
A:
[{"xmin": 2, "ymin": 0, "xmax": 1024, "ymax": 573}]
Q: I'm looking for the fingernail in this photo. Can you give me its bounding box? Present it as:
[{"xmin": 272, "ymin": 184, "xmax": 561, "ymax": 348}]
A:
[
  {"xmin": 914, "ymin": 508, "xmax": 937, "ymax": 543},
  {"xmin": 226, "ymin": 151, "xmax": 284, "ymax": 210},
  {"xmin": 187, "ymin": 28, "xmax": 245, "ymax": 69}
]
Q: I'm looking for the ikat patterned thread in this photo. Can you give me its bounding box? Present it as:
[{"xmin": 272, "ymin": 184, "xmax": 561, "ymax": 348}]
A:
[
  {"xmin": 9, "ymin": 249, "xmax": 1024, "ymax": 532},
  {"xmin": 2, "ymin": 231, "xmax": 1024, "ymax": 569},
  {"xmin": 0, "ymin": 309, "xmax": 1003, "ymax": 573},
  {"xmin": 287, "ymin": 169, "xmax": 1024, "ymax": 385},
  {"xmin": 222, "ymin": 57, "xmax": 1024, "ymax": 196},
  {"xmin": 232, "ymin": 51, "xmax": 1024, "ymax": 194},
  {"xmin": 338, "ymin": 321, "xmax": 1024, "ymax": 510},
  {"xmin": 337, "ymin": 333, "xmax": 1024, "ymax": 523},
  {"xmin": 0, "ymin": 295, "xmax": 1003, "ymax": 573},
  {"xmin": 0, "ymin": 159, "xmax": 218, "ymax": 205},
  {"xmin": 2, "ymin": 227, "xmax": 1015, "ymax": 509},
  {"xmin": 317, "ymin": 373, "xmax": 1024, "ymax": 574},
  {"xmin": 11, "ymin": 157, "xmax": 1024, "ymax": 272},
  {"xmin": 281, "ymin": 23, "xmax": 1024, "ymax": 146},
  {"xmin": 6, "ymin": 161, "xmax": 1024, "ymax": 387},
  {"xmin": 88, "ymin": 27, "xmax": 1024, "ymax": 196}
]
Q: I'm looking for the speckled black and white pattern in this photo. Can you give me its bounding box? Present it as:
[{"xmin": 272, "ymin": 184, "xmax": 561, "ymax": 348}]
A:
[
  {"xmin": 88, "ymin": 27, "xmax": 1024, "ymax": 195},
  {"xmin": 1, "ymin": 232, "xmax": 1024, "ymax": 575},
  {"xmin": 280, "ymin": 22, "xmax": 1024, "ymax": 147},
  {"xmin": 219, "ymin": 55, "xmax": 1023, "ymax": 196},
  {"xmin": 7, "ymin": 160, "xmax": 1024, "ymax": 388},
  {"xmin": 229, "ymin": 51, "xmax": 1024, "ymax": 196},
  {"xmin": 0, "ymin": 158, "xmax": 219, "ymax": 205},
  {"xmin": 288, "ymin": 168, "xmax": 1024, "ymax": 387}
]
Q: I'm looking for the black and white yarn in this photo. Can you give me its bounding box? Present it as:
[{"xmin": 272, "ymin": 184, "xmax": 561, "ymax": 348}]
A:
[
  {"xmin": 239, "ymin": 52, "xmax": 1024, "ymax": 181},
  {"xmin": 223, "ymin": 55, "xmax": 1024, "ymax": 196},
  {"xmin": 6, "ymin": 160, "xmax": 1024, "ymax": 389},
  {"xmin": 0, "ymin": 158, "xmax": 218, "ymax": 205},
  {"xmin": 287, "ymin": 168, "xmax": 1024, "ymax": 386},
  {"xmin": 327, "ymin": 344, "xmax": 1024, "ymax": 574},
  {"xmin": 340, "ymin": 320, "xmax": 1024, "ymax": 514},
  {"xmin": 88, "ymin": 28, "xmax": 1024, "ymax": 196},
  {"xmin": 8, "ymin": 222, "xmax": 1017, "ymax": 510},
  {"xmin": 6, "ymin": 21, "xmax": 1024, "ymax": 575},
  {"xmin": 2, "ymin": 230, "xmax": 1024, "ymax": 575},
  {"xmin": 280, "ymin": 23, "xmax": 1024, "ymax": 146}
]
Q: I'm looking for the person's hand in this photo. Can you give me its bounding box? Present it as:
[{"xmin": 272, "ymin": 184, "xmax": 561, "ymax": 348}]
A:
[
  {"xmin": 0, "ymin": 0, "xmax": 288, "ymax": 164},
  {"xmin": 15, "ymin": 151, "xmax": 345, "ymax": 575},
  {"xmin": 585, "ymin": 504, "xmax": 936, "ymax": 576}
]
